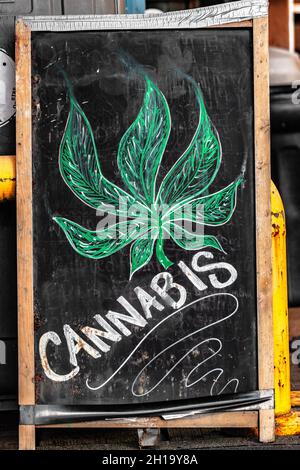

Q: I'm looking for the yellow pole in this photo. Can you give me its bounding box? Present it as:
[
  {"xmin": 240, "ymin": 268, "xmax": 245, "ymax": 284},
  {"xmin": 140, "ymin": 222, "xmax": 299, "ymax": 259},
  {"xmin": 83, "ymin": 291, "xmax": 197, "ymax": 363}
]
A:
[
  {"xmin": 0, "ymin": 155, "xmax": 16, "ymax": 201},
  {"xmin": 271, "ymin": 181, "xmax": 291, "ymax": 416},
  {"xmin": 272, "ymin": 181, "xmax": 300, "ymax": 435}
]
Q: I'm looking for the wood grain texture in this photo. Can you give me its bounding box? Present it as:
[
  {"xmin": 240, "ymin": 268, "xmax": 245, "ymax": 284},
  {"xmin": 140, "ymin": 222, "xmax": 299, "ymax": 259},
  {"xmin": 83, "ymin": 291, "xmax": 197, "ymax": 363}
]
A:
[
  {"xmin": 19, "ymin": 425, "xmax": 35, "ymax": 450},
  {"xmin": 253, "ymin": 17, "xmax": 274, "ymax": 393},
  {"xmin": 259, "ymin": 409, "xmax": 275, "ymax": 442},
  {"xmin": 253, "ymin": 16, "xmax": 275, "ymax": 442},
  {"xmin": 36, "ymin": 411, "xmax": 258, "ymax": 429},
  {"xmin": 16, "ymin": 20, "xmax": 35, "ymax": 407}
]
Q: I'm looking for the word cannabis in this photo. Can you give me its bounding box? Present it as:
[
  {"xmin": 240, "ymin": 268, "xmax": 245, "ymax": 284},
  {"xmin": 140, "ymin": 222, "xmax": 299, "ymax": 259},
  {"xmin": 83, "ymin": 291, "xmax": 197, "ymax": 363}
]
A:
[{"xmin": 39, "ymin": 250, "xmax": 237, "ymax": 384}]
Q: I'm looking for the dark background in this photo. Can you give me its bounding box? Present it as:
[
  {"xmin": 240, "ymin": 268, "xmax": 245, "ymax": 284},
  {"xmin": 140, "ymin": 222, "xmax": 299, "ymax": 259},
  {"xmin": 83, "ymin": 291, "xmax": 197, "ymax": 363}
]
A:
[{"xmin": 31, "ymin": 28, "xmax": 257, "ymax": 407}]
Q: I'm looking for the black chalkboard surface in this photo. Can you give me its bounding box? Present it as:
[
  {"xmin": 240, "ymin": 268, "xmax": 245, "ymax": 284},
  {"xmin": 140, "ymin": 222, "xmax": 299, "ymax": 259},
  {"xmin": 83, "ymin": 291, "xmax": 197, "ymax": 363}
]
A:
[{"xmin": 31, "ymin": 28, "xmax": 258, "ymax": 407}]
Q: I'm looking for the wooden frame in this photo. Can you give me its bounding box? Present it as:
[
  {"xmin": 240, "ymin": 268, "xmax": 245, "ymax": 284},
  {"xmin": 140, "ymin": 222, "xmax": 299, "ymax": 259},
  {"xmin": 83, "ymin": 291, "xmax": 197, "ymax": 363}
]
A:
[
  {"xmin": 16, "ymin": 20, "xmax": 35, "ymax": 451},
  {"xmin": 16, "ymin": 8, "xmax": 274, "ymax": 450},
  {"xmin": 36, "ymin": 411, "xmax": 259, "ymax": 429}
]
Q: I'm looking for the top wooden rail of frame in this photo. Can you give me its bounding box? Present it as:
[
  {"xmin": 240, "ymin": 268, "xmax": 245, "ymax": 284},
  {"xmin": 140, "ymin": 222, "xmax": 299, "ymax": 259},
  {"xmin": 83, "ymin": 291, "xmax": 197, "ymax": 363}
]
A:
[{"xmin": 16, "ymin": 0, "xmax": 267, "ymax": 31}]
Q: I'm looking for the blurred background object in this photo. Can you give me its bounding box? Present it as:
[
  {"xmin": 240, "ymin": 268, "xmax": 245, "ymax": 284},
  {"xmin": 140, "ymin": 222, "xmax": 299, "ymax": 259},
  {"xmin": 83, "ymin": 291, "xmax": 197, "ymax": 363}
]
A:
[
  {"xmin": 145, "ymin": 1, "xmax": 225, "ymax": 12},
  {"xmin": 270, "ymin": 46, "xmax": 300, "ymax": 308}
]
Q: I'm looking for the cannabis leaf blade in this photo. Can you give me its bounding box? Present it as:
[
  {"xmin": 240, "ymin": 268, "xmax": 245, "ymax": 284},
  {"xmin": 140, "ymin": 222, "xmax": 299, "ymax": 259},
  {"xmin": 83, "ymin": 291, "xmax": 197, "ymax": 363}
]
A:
[
  {"xmin": 130, "ymin": 231, "xmax": 157, "ymax": 279},
  {"xmin": 169, "ymin": 179, "xmax": 242, "ymax": 226},
  {"xmin": 155, "ymin": 231, "xmax": 173, "ymax": 269},
  {"xmin": 168, "ymin": 222, "xmax": 224, "ymax": 252},
  {"xmin": 55, "ymin": 74, "xmax": 242, "ymax": 279},
  {"xmin": 118, "ymin": 77, "xmax": 171, "ymax": 205},
  {"xmin": 60, "ymin": 92, "xmax": 137, "ymax": 216},
  {"xmin": 53, "ymin": 217, "xmax": 148, "ymax": 259},
  {"xmin": 157, "ymin": 78, "xmax": 221, "ymax": 208}
]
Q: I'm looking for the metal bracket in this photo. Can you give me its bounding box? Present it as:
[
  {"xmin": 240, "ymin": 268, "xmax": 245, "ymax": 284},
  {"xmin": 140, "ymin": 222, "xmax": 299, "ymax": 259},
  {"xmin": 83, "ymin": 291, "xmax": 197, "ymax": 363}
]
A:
[
  {"xmin": 20, "ymin": 404, "xmax": 35, "ymax": 425},
  {"xmin": 138, "ymin": 428, "xmax": 169, "ymax": 448}
]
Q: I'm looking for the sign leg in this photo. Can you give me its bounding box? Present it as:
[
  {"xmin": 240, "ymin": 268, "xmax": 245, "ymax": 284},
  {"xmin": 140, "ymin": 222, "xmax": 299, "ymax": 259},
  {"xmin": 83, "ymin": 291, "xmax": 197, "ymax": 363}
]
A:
[
  {"xmin": 19, "ymin": 424, "xmax": 35, "ymax": 450},
  {"xmin": 259, "ymin": 409, "xmax": 275, "ymax": 443}
]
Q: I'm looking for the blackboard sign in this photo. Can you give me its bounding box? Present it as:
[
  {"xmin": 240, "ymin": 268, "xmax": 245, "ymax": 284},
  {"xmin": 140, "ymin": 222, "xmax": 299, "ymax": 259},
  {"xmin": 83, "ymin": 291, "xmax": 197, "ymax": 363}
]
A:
[
  {"xmin": 33, "ymin": 27, "xmax": 257, "ymax": 405},
  {"xmin": 16, "ymin": 3, "xmax": 274, "ymax": 449}
]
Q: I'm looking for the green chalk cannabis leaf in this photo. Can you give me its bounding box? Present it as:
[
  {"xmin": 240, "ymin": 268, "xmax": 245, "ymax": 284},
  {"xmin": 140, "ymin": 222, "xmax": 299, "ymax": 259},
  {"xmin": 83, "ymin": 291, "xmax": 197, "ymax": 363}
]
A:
[{"xmin": 54, "ymin": 75, "xmax": 242, "ymax": 279}]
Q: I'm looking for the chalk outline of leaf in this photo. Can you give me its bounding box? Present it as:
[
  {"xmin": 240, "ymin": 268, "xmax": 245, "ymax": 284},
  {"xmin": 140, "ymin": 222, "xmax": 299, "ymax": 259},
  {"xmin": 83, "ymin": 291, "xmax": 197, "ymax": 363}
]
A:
[{"xmin": 53, "ymin": 74, "xmax": 242, "ymax": 279}]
